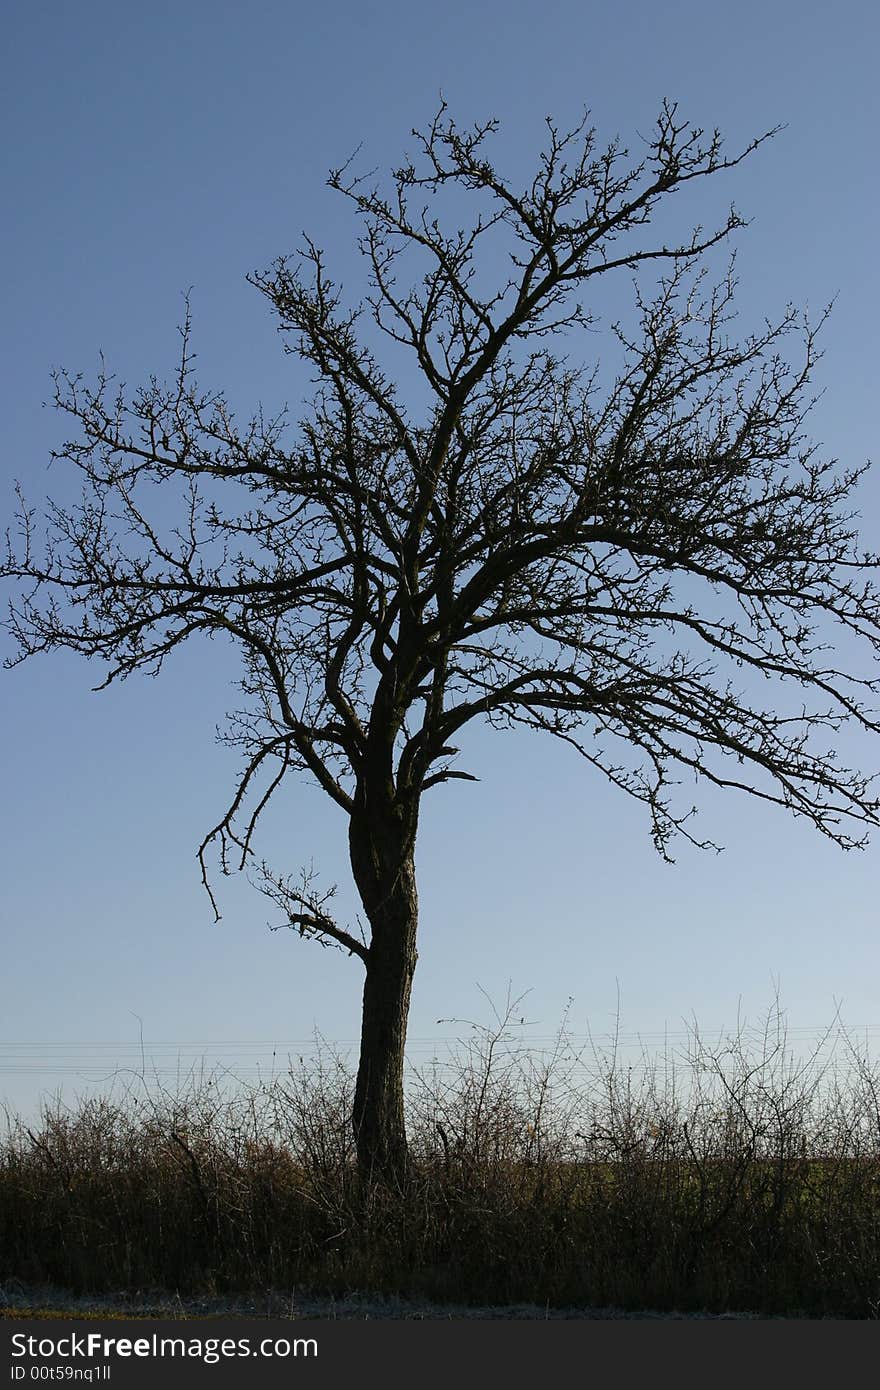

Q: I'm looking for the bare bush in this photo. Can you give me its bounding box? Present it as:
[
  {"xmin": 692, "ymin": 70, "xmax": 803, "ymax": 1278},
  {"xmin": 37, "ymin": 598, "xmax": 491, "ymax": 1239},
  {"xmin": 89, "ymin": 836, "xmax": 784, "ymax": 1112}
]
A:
[{"xmin": 1, "ymin": 1000, "xmax": 878, "ymax": 1315}]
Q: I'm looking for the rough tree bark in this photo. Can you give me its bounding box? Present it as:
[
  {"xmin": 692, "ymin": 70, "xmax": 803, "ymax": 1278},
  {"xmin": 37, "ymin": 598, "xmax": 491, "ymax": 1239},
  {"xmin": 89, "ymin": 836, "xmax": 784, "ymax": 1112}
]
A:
[{"xmin": 348, "ymin": 781, "xmax": 419, "ymax": 1181}]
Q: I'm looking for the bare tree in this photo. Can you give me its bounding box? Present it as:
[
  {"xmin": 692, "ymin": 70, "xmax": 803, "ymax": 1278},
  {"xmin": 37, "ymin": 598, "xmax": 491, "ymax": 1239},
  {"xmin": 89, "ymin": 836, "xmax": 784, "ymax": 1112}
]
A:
[{"xmin": 4, "ymin": 101, "xmax": 880, "ymax": 1182}]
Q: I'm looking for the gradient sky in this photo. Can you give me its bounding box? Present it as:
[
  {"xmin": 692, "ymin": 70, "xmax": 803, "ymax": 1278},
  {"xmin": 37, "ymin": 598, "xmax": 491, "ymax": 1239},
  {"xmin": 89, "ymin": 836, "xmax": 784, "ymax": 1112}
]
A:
[{"xmin": 2, "ymin": 0, "xmax": 878, "ymax": 1120}]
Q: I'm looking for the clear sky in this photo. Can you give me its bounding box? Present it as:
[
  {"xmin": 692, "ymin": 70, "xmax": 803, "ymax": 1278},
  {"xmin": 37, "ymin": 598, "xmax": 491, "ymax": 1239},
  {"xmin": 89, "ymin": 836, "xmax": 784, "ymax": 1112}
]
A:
[{"xmin": 2, "ymin": 0, "xmax": 878, "ymax": 1120}]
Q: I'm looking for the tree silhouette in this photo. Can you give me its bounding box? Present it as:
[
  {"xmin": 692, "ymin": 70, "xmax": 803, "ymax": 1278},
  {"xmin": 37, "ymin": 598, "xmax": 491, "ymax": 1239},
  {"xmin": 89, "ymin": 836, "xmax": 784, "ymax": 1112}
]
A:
[{"xmin": 5, "ymin": 101, "xmax": 880, "ymax": 1181}]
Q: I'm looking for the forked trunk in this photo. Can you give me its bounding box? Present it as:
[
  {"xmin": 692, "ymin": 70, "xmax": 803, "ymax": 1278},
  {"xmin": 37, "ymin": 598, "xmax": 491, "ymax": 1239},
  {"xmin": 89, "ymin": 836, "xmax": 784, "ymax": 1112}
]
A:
[{"xmin": 349, "ymin": 810, "xmax": 419, "ymax": 1185}]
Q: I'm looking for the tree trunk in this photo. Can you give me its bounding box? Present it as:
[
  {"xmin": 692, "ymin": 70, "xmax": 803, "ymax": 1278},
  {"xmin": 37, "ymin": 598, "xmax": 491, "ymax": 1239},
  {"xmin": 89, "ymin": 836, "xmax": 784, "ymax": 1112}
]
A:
[{"xmin": 349, "ymin": 809, "xmax": 419, "ymax": 1185}]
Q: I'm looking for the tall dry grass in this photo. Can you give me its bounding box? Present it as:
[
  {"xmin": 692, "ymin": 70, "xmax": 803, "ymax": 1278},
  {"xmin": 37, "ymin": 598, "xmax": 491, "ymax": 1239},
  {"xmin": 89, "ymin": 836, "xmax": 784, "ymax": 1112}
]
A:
[{"xmin": 2, "ymin": 1000, "xmax": 879, "ymax": 1315}]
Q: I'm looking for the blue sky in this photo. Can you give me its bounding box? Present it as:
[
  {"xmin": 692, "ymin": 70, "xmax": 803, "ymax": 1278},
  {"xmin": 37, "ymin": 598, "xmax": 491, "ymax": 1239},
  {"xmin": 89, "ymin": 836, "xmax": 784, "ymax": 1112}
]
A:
[{"xmin": 2, "ymin": 0, "xmax": 878, "ymax": 1119}]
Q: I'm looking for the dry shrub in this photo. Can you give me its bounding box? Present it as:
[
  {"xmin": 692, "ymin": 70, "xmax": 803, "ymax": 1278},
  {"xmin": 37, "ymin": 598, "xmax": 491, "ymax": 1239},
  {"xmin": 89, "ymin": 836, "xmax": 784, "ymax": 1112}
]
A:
[{"xmin": 2, "ymin": 998, "xmax": 878, "ymax": 1315}]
